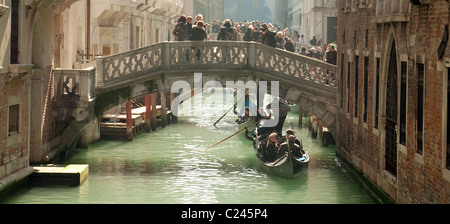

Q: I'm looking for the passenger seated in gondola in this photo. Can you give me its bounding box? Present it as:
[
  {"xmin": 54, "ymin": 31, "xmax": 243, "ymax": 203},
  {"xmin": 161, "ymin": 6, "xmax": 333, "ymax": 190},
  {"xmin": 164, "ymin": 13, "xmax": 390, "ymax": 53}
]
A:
[
  {"xmin": 236, "ymin": 107, "xmax": 250, "ymax": 124},
  {"xmin": 262, "ymin": 133, "xmax": 279, "ymax": 162},
  {"xmin": 289, "ymin": 135, "xmax": 306, "ymax": 158},
  {"xmin": 277, "ymin": 135, "xmax": 303, "ymax": 159},
  {"xmin": 286, "ymin": 129, "xmax": 301, "ymax": 146}
]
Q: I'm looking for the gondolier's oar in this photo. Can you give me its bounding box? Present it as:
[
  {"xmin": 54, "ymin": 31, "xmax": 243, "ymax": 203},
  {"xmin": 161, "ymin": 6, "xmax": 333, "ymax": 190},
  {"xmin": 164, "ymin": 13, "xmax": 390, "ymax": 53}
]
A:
[
  {"xmin": 204, "ymin": 120, "xmax": 260, "ymax": 152},
  {"xmin": 213, "ymin": 95, "xmax": 245, "ymax": 128}
]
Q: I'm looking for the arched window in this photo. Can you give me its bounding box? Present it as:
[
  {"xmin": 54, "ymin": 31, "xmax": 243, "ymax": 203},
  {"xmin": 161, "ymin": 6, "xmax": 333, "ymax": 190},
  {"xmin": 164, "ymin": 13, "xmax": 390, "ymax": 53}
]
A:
[{"xmin": 385, "ymin": 40, "xmax": 398, "ymax": 176}]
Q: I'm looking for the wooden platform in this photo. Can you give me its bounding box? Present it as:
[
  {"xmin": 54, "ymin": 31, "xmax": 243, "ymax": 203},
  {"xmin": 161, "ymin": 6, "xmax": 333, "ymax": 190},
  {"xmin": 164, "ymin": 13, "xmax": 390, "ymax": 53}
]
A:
[
  {"xmin": 30, "ymin": 165, "xmax": 89, "ymax": 186},
  {"xmin": 100, "ymin": 106, "xmax": 173, "ymax": 139}
]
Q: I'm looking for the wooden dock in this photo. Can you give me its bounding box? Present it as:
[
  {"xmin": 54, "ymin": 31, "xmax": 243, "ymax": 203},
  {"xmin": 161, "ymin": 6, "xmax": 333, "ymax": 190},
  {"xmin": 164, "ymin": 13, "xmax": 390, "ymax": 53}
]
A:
[
  {"xmin": 100, "ymin": 105, "xmax": 173, "ymax": 140},
  {"xmin": 30, "ymin": 165, "xmax": 89, "ymax": 186}
]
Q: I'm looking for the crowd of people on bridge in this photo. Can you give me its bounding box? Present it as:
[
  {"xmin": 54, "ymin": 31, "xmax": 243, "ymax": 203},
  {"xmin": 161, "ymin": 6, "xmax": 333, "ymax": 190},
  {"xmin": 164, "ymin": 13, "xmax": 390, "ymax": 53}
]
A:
[{"xmin": 173, "ymin": 14, "xmax": 337, "ymax": 65}]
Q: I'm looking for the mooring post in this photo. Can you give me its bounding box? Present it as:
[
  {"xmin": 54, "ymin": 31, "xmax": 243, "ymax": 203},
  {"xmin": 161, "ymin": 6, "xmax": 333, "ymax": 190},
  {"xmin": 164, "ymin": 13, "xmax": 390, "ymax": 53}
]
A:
[
  {"xmin": 126, "ymin": 101, "xmax": 133, "ymax": 141},
  {"xmin": 166, "ymin": 91, "xmax": 171, "ymax": 125},
  {"xmin": 172, "ymin": 92, "xmax": 179, "ymax": 124},
  {"xmin": 299, "ymin": 107, "xmax": 303, "ymax": 127},
  {"xmin": 160, "ymin": 92, "xmax": 168, "ymax": 128},
  {"xmin": 145, "ymin": 95, "xmax": 152, "ymax": 133},
  {"xmin": 151, "ymin": 94, "xmax": 157, "ymax": 131}
]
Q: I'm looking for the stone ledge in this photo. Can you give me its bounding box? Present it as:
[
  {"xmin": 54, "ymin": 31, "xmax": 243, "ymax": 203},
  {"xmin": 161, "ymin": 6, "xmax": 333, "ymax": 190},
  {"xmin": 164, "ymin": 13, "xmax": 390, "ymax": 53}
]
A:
[
  {"xmin": 0, "ymin": 167, "xmax": 34, "ymax": 202},
  {"xmin": 371, "ymin": 14, "xmax": 410, "ymax": 24}
]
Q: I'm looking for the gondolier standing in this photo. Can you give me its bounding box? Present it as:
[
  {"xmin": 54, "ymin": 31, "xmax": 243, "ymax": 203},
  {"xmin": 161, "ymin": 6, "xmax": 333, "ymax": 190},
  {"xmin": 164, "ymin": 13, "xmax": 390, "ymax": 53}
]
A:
[{"xmin": 258, "ymin": 98, "xmax": 290, "ymax": 136}]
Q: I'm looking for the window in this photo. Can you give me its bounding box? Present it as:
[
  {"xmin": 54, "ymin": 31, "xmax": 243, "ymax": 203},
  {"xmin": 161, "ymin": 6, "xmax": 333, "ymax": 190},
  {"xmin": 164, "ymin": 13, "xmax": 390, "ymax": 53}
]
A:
[
  {"xmin": 364, "ymin": 56, "xmax": 369, "ymax": 123},
  {"xmin": 341, "ymin": 54, "xmax": 345, "ymax": 109},
  {"xmin": 400, "ymin": 61, "xmax": 407, "ymax": 146},
  {"xmin": 348, "ymin": 61, "xmax": 351, "ymax": 114},
  {"xmin": 10, "ymin": 0, "xmax": 19, "ymax": 64},
  {"xmin": 375, "ymin": 58, "xmax": 380, "ymax": 129},
  {"xmin": 355, "ymin": 55, "xmax": 359, "ymax": 118},
  {"xmin": 8, "ymin": 105, "xmax": 19, "ymax": 136},
  {"xmin": 417, "ymin": 63, "xmax": 424, "ymax": 155}
]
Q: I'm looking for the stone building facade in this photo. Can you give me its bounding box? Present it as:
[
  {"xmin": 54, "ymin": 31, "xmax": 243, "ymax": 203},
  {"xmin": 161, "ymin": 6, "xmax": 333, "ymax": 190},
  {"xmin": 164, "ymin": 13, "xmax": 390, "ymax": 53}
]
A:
[
  {"xmin": 0, "ymin": 0, "xmax": 182, "ymax": 198},
  {"xmin": 183, "ymin": 0, "xmax": 224, "ymax": 24},
  {"xmin": 281, "ymin": 0, "xmax": 338, "ymax": 44},
  {"xmin": 337, "ymin": 0, "xmax": 450, "ymax": 203}
]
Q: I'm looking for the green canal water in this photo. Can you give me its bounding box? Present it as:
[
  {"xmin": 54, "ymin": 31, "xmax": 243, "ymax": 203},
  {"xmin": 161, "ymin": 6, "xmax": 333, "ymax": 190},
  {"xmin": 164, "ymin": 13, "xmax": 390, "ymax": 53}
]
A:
[{"xmin": 6, "ymin": 90, "xmax": 373, "ymax": 204}]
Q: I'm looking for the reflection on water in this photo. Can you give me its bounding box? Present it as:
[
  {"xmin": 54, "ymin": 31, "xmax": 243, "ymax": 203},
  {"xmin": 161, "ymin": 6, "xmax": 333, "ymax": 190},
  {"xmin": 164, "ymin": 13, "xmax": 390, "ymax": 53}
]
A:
[{"xmin": 6, "ymin": 90, "xmax": 373, "ymax": 204}]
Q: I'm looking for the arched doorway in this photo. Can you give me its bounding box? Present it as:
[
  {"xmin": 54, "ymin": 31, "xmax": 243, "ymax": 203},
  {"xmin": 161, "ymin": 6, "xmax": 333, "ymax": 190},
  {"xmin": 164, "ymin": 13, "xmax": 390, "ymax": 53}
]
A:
[{"xmin": 385, "ymin": 40, "xmax": 398, "ymax": 176}]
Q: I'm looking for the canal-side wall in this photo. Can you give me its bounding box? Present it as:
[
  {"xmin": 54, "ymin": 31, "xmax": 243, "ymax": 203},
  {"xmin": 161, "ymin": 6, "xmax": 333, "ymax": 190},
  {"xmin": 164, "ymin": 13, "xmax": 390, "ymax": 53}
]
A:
[
  {"xmin": 0, "ymin": 65, "xmax": 33, "ymax": 193},
  {"xmin": 335, "ymin": 148, "xmax": 396, "ymax": 204},
  {"xmin": 336, "ymin": 0, "xmax": 450, "ymax": 204},
  {"xmin": 0, "ymin": 167, "xmax": 33, "ymax": 203}
]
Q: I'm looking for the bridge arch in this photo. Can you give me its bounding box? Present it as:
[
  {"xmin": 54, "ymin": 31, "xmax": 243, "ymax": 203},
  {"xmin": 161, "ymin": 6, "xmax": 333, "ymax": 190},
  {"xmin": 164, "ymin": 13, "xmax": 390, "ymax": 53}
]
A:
[{"xmin": 50, "ymin": 41, "xmax": 338, "ymax": 163}]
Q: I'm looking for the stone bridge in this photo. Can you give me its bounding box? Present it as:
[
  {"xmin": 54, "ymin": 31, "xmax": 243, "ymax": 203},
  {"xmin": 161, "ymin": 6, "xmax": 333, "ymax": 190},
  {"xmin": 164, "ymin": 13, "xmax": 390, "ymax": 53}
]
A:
[{"xmin": 51, "ymin": 41, "xmax": 338, "ymax": 160}]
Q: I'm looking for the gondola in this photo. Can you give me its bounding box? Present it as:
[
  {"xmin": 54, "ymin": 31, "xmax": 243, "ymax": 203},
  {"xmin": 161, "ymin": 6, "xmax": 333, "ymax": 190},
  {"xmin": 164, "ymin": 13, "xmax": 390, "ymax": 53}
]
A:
[
  {"xmin": 235, "ymin": 92, "xmax": 258, "ymax": 139},
  {"xmin": 237, "ymin": 117, "xmax": 257, "ymax": 140},
  {"xmin": 253, "ymin": 130, "xmax": 309, "ymax": 178}
]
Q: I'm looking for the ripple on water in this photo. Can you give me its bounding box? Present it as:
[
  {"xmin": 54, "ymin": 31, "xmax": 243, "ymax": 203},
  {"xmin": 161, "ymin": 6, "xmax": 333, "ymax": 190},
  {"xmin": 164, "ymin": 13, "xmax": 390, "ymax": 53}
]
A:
[{"xmin": 5, "ymin": 92, "xmax": 373, "ymax": 204}]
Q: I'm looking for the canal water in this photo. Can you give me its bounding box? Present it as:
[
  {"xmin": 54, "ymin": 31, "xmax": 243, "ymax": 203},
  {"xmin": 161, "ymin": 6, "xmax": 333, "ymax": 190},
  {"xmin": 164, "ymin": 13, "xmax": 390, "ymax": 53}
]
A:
[{"xmin": 6, "ymin": 90, "xmax": 373, "ymax": 204}]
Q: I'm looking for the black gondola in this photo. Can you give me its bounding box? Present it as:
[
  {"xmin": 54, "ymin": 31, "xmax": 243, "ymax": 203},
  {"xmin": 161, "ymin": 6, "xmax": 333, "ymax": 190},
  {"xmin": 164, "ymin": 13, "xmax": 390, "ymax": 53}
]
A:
[{"xmin": 253, "ymin": 130, "xmax": 309, "ymax": 178}]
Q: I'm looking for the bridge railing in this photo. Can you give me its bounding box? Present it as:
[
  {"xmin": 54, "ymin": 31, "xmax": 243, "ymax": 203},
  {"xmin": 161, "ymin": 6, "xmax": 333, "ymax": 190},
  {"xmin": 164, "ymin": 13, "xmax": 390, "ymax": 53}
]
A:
[
  {"xmin": 53, "ymin": 67, "xmax": 96, "ymax": 102},
  {"xmin": 255, "ymin": 43, "xmax": 337, "ymax": 89},
  {"xmin": 166, "ymin": 41, "xmax": 251, "ymax": 71},
  {"xmin": 95, "ymin": 41, "xmax": 337, "ymax": 92}
]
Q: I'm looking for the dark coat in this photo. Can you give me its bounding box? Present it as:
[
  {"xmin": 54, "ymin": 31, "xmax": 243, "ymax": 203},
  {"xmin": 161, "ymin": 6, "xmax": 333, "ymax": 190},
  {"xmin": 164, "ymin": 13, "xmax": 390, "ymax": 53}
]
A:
[
  {"xmin": 306, "ymin": 51, "xmax": 322, "ymax": 59},
  {"xmin": 190, "ymin": 26, "xmax": 207, "ymax": 41},
  {"xmin": 284, "ymin": 41, "xmax": 295, "ymax": 52},
  {"xmin": 261, "ymin": 141, "xmax": 278, "ymax": 162},
  {"xmin": 325, "ymin": 50, "xmax": 337, "ymax": 65},
  {"xmin": 261, "ymin": 30, "xmax": 277, "ymax": 47},
  {"xmin": 173, "ymin": 22, "xmax": 188, "ymax": 41},
  {"xmin": 252, "ymin": 31, "xmax": 262, "ymax": 42},
  {"xmin": 217, "ymin": 27, "xmax": 236, "ymax": 41},
  {"xmin": 278, "ymin": 142, "xmax": 302, "ymax": 159},
  {"xmin": 275, "ymin": 36, "xmax": 284, "ymax": 49},
  {"xmin": 243, "ymin": 29, "xmax": 253, "ymax": 41}
]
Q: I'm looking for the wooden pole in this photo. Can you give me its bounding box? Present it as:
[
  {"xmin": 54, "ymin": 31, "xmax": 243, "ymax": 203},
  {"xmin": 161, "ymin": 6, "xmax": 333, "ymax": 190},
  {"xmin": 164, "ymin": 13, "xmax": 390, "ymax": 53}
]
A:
[
  {"xmin": 160, "ymin": 92, "xmax": 167, "ymax": 128},
  {"xmin": 299, "ymin": 107, "xmax": 303, "ymax": 127},
  {"xmin": 145, "ymin": 95, "xmax": 152, "ymax": 133},
  {"xmin": 151, "ymin": 94, "xmax": 157, "ymax": 131},
  {"xmin": 169, "ymin": 91, "xmax": 175, "ymax": 124},
  {"xmin": 126, "ymin": 101, "xmax": 133, "ymax": 141},
  {"xmin": 171, "ymin": 92, "xmax": 178, "ymax": 124},
  {"xmin": 203, "ymin": 121, "xmax": 260, "ymax": 152}
]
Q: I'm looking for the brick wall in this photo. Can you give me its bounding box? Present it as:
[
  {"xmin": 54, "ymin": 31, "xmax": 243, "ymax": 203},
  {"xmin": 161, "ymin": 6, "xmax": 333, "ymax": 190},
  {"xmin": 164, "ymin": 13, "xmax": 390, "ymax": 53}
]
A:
[
  {"xmin": 0, "ymin": 73, "xmax": 30, "ymax": 180},
  {"xmin": 337, "ymin": 0, "xmax": 450, "ymax": 203}
]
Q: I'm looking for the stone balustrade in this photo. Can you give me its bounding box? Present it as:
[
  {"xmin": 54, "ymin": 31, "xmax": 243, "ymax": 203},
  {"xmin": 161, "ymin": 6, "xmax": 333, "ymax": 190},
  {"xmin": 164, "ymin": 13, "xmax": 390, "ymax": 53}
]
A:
[
  {"xmin": 95, "ymin": 41, "xmax": 337, "ymax": 94},
  {"xmin": 53, "ymin": 67, "xmax": 96, "ymax": 102}
]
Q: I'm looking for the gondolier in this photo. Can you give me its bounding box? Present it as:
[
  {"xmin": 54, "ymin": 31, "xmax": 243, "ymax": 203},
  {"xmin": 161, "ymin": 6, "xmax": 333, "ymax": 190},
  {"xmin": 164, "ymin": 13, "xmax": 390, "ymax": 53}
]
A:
[{"xmin": 257, "ymin": 98, "xmax": 290, "ymax": 136}]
